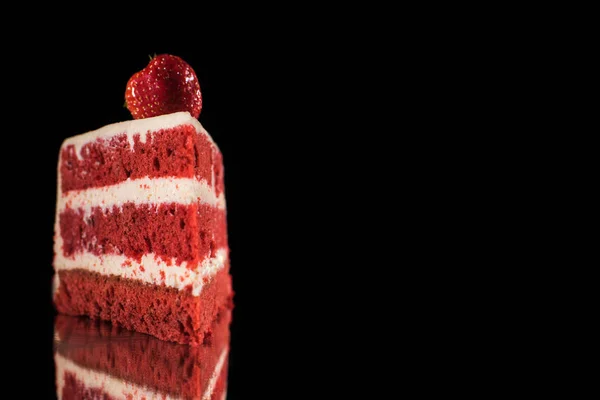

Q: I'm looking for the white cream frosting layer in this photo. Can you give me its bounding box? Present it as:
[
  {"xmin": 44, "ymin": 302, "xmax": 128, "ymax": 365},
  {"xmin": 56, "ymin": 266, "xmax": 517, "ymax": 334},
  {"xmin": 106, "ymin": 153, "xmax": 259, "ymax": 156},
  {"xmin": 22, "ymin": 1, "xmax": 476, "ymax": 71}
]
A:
[
  {"xmin": 204, "ymin": 347, "xmax": 229, "ymax": 400},
  {"xmin": 55, "ymin": 347, "xmax": 229, "ymax": 400},
  {"xmin": 62, "ymin": 111, "xmax": 215, "ymax": 159},
  {"xmin": 57, "ymin": 177, "xmax": 225, "ymax": 217},
  {"xmin": 54, "ymin": 248, "xmax": 227, "ymax": 297}
]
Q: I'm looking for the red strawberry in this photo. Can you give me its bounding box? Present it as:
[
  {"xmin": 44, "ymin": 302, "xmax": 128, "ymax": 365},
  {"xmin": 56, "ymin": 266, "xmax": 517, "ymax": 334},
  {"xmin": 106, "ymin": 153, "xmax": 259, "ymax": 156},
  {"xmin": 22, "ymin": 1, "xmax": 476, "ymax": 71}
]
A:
[{"xmin": 125, "ymin": 54, "xmax": 202, "ymax": 119}]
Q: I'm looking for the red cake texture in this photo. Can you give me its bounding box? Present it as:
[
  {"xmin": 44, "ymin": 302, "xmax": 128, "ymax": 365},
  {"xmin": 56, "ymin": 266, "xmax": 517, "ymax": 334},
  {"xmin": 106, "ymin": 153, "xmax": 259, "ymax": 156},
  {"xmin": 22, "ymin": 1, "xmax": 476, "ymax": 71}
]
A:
[
  {"xmin": 53, "ymin": 111, "xmax": 232, "ymax": 346},
  {"xmin": 54, "ymin": 266, "xmax": 232, "ymax": 345},
  {"xmin": 55, "ymin": 308, "xmax": 231, "ymax": 399},
  {"xmin": 60, "ymin": 124, "xmax": 215, "ymax": 193},
  {"xmin": 59, "ymin": 203, "xmax": 227, "ymax": 266}
]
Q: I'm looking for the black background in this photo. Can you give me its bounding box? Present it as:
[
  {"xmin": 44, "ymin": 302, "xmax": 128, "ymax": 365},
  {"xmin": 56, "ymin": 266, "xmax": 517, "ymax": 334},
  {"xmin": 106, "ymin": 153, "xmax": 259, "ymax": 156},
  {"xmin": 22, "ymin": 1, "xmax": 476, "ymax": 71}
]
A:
[
  {"xmin": 1, "ymin": 25, "xmax": 378, "ymax": 398},
  {"xmin": 0, "ymin": 9, "xmax": 546, "ymax": 398}
]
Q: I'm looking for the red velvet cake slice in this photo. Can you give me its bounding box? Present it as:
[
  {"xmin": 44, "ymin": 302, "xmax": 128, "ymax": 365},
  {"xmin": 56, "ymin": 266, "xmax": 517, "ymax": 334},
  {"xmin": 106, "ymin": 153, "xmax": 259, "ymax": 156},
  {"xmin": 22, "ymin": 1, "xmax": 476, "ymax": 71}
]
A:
[
  {"xmin": 53, "ymin": 111, "xmax": 232, "ymax": 345},
  {"xmin": 54, "ymin": 309, "xmax": 231, "ymax": 399}
]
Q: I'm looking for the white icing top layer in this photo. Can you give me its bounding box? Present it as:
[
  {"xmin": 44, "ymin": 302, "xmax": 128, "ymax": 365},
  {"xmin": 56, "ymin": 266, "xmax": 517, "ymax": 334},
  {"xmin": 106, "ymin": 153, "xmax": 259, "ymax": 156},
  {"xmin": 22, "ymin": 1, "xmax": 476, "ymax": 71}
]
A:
[
  {"xmin": 54, "ymin": 248, "xmax": 227, "ymax": 297},
  {"xmin": 57, "ymin": 177, "xmax": 225, "ymax": 216},
  {"xmin": 55, "ymin": 347, "xmax": 229, "ymax": 400},
  {"xmin": 62, "ymin": 111, "xmax": 215, "ymax": 159}
]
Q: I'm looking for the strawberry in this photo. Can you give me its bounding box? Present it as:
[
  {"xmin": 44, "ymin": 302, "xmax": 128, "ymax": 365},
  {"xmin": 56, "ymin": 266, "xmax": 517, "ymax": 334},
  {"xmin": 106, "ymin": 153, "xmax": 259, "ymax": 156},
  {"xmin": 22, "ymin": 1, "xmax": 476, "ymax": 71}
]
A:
[{"xmin": 125, "ymin": 54, "xmax": 202, "ymax": 119}]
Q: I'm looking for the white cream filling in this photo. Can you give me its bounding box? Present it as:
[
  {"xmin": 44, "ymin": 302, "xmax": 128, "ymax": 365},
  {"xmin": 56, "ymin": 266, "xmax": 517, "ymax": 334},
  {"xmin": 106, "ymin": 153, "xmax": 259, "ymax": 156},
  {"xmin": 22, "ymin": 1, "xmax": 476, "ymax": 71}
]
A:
[
  {"xmin": 62, "ymin": 111, "xmax": 215, "ymax": 159},
  {"xmin": 54, "ymin": 248, "xmax": 227, "ymax": 297},
  {"xmin": 57, "ymin": 177, "xmax": 225, "ymax": 217},
  {"xmin": 203, "ymin": 348, "xmax": 229, "ymax": 400},
  {"xmin": 55, "ymin": 347, "xmax": 229, "ymax": 400},
  {"xmin": 52, "ymin": 273, "xmax": 60, "ymax": 296}
]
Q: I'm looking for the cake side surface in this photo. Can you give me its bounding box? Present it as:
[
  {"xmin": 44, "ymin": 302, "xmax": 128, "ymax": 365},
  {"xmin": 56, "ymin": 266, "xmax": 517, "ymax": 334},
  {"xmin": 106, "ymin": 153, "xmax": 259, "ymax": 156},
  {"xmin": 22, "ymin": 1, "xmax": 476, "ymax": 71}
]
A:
[
  {"xmin": 54, "ymin": 263, "xmax": 232, "ymax": 345},
  {"xmin": 57, "ymin": 202, "xmax": 226, "ymax": 271},
  {"xmin": 53, "ymin": 110, "xmax": 232, "ymax": 345},
  {"xmin": 54, "ymin": 112, "xmax": 228, "ymax": 285}
]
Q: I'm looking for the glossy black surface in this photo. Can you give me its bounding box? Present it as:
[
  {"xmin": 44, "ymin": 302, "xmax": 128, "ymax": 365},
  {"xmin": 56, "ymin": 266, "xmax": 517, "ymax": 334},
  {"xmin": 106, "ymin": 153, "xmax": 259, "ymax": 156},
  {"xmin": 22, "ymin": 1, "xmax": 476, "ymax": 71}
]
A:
[{"xmin": 53, "ymin": 314, "xmax": 230, "ymax": 400}]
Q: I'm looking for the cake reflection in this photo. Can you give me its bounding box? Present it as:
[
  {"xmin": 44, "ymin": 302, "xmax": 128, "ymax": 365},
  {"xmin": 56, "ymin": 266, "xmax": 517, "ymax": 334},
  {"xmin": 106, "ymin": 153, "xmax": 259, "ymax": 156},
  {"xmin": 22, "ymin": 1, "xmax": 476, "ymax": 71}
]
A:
[{"xmin": 53, "ymin": 309, "xmax": 231, "ymax": 400}]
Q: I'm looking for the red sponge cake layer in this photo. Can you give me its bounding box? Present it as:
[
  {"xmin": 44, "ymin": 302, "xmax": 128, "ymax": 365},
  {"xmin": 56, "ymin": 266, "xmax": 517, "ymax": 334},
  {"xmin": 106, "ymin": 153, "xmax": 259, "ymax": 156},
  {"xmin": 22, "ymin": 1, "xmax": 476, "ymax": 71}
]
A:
[
  {"xmin": 54, "ymin": 264, "xmax": 232, "ymax": 345},
  {"xmin": 59, "ymin": 203, "xmax": 227, "ymax": 266},
  {"xmin": 60, "ymin": 124, "xmax": 216, "ymax": 193}
]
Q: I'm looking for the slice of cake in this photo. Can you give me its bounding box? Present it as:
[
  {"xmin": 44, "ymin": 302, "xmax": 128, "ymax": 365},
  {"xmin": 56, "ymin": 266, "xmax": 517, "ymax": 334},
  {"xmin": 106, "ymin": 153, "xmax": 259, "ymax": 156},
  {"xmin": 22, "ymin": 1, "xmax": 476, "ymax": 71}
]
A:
[
  {"xmin": 53, "ymin": 111, "xmax": 232, "ymax": 345},
  {"xmin": 54, "ymin": 309, "xmax": 231, "ymax": 399}
]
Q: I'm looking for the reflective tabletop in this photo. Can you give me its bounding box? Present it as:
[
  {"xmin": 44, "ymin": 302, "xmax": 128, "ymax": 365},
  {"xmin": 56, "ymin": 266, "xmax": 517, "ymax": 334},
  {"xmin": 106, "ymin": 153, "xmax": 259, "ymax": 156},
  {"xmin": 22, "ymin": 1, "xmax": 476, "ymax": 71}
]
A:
[{"xmin": 53, "ymin": 309, "xmax": 231, "ymax": 400}]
